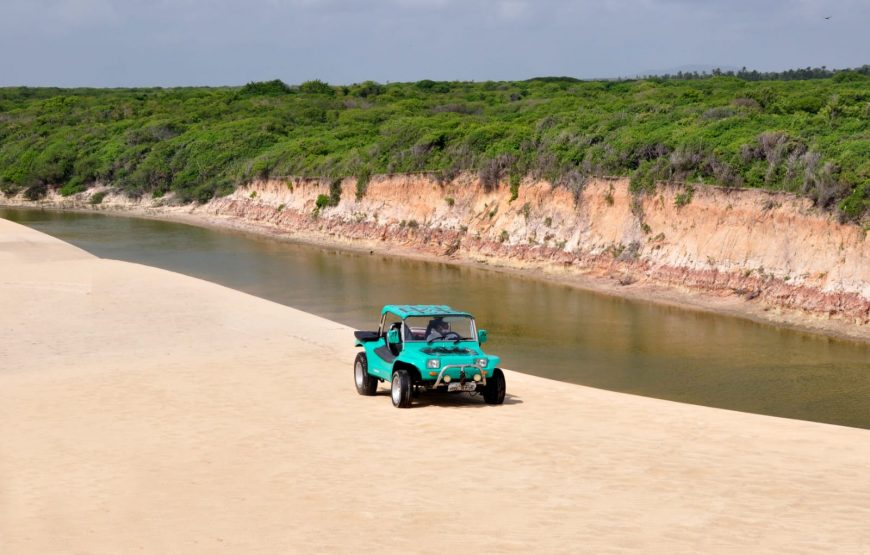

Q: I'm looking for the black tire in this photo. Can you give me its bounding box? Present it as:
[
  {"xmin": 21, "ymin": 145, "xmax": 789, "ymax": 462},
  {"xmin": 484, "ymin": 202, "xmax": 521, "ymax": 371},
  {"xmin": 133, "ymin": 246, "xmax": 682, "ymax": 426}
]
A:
[
  {"xmin": 354, "ymin": 353, "xmax": 378, "ymax": 396},
  {"xmin": 483, "ymin": 368, "xmax": 506, "ymax": 405},
  {"xmin": 391, "ymin": 369, "xmax": 413, "ymax": 408}
]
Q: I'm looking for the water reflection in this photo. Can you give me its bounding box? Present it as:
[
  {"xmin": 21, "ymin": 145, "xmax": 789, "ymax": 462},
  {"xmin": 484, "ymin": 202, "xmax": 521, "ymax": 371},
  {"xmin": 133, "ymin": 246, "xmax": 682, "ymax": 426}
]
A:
[{"xmin": 3, "ymin": 207, "xmax": 869, "ymax": 428}]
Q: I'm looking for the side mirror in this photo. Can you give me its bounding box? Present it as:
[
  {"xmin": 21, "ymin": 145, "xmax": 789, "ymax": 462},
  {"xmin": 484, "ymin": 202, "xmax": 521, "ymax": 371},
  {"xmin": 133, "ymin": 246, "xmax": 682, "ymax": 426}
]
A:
[
  {"xmin": 387, "ymin": 329, "xmax": 400, "ymax": 344},
  {"xmin": 477, "ymin": 329, "xmax": 488, "ymax": 344}
]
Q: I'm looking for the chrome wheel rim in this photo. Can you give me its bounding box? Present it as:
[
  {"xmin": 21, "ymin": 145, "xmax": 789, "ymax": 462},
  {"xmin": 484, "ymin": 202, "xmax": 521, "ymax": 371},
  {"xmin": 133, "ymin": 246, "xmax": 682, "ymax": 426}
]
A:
[
  {"xmin": 355, "ymin": 361, "xmax": 364, "ymax": 388},
  {"xmin": 391, "ymin": 375, "xmax": 401, "ymax": 404}
]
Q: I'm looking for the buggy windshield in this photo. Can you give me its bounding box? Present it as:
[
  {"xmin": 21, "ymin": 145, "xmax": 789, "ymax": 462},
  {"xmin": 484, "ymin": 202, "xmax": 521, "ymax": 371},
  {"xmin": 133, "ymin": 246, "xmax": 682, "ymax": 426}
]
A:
[{"xmin": 404, "ymin": 315, "xmax": 475, "ymax": 342}]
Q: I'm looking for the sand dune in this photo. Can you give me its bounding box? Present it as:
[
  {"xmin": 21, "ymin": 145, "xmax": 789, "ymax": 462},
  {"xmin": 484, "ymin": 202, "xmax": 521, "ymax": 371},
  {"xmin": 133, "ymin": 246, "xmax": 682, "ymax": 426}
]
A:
[{"xmin": 1, "ymin": 217, "xmax": 868, "ymax": 554}]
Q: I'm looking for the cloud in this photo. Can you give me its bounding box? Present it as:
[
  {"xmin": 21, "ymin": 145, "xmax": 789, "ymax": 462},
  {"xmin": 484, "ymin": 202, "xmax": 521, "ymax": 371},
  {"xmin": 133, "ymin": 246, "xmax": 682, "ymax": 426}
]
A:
[
  {"xmin": 496, "ymin": 0, "xmax": 529, "ymax": 21},
  {"xmin": 390, "ymin": 0, "xmax": 455, "ymax": 7},
  {"xmin": 0, "ymin": 0, "xmax": 127, "ymax": 40},
  {"xmin": 0, "ymin": 0, "xmax": 868, "ymax": 86}
]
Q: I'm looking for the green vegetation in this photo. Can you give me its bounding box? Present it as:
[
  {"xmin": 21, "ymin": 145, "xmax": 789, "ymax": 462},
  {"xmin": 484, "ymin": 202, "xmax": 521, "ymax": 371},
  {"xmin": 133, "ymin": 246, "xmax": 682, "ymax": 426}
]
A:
[
  {"xmin": 521, "ymin": 202, "xmax": 531, "ymax": 220},
  {"xmin": 674, "ymin": 185, "xmax": 695, "ymax": 208},
  {"xmin": 644, "ymin": 65, "xmax": 870, "ymax": 82},
  {"xmin": 0, "ymin": 69, "xmax": 867, "ymax": 221},
  {"xmin": 315, "ymin": 194, "xmax": 332, "ymax": 209},
  {"xmin": 604, "ymin": 185, "xmax": 615, "ymax": 206},
  {"xmin": 509, "ymin": 174, "xmax": 521, "ymax": 201},
  {"xmin": 355, "ymin": 168, "xmax": 371, "ymax": 200},
  {"xmin": 89, "ymin": 191, "xmax": 107, "ymax": 205}
]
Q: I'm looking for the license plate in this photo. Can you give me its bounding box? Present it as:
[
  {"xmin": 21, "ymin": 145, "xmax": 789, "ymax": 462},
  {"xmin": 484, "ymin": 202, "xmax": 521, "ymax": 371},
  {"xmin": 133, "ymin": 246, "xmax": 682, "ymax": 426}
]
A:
[{"xmin": 447, "ymin": 382, "xmax": 477, "ymax": 392}]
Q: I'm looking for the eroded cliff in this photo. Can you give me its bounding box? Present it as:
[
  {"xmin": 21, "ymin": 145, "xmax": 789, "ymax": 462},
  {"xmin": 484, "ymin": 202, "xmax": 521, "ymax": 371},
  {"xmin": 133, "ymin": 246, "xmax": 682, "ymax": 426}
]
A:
[{"xmin": 5, "ymin": 174, "xmax": 869, "ymax": 336}]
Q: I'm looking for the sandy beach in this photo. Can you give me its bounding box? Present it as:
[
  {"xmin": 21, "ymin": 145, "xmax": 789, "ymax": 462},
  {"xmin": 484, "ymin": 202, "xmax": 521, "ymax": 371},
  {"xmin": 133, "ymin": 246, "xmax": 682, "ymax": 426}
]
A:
[{"xmin": 1, "ymin": 216, "xmax": 869, "ymax": 553}]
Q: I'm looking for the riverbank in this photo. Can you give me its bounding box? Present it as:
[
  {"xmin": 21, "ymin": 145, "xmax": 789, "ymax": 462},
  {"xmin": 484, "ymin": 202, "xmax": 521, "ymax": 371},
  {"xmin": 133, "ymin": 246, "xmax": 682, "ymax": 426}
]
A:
[
  {"xmin": 3, "ymin": 175, "xmax": 869, "ymax": 344},
  {"xmin": 2, "ymin": 217, "xmax": 870, "ymax": 553}
]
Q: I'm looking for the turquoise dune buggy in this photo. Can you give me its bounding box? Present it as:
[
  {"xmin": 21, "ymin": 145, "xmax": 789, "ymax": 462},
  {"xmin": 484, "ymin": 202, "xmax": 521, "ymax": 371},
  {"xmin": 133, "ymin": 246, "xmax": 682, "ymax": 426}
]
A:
[{"xmin": 354, "ymin": 305, "xmax": 506, "ymax": 408}]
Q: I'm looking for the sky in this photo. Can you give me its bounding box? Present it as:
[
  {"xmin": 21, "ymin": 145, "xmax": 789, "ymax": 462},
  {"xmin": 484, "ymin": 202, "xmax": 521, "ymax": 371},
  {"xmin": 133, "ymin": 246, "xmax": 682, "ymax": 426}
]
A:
[{"xmin": 0, "ymin": 0, "xmax": 868, "ymax": 87}]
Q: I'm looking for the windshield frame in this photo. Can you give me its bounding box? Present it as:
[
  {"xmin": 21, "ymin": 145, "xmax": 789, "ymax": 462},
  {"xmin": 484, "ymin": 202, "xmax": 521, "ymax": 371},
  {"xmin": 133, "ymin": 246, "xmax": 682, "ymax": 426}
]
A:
[{"xmin": 402, "ymin": 314, "xmax": 478, "ymax": 343}]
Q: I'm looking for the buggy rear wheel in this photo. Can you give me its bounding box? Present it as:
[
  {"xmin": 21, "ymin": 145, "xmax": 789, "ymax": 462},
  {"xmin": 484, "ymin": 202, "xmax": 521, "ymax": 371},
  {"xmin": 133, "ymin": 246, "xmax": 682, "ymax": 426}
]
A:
[{"xmin": 354, "ymin": 353, "xmax": 378, "ymax": 396}]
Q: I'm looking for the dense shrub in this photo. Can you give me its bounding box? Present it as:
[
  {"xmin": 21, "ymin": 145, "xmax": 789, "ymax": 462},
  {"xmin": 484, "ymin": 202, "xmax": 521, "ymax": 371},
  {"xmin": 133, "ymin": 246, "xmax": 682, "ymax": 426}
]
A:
[
  {"xmin": 328, "ymin": 178, "xmax": 342, "ymax": 206},
  {"xmin": 355, "ymin": 169, "xmax": 371, "ymax": 200},
  {"xmin": 0, "ymin": 68, "xmax": 867, "ymax": 221},
  {"xmin": 59, "ymin": 177, "xmax": 86, "ymax": 196},
  {"xmin": 314, "ymin": 180, "xmax": 342, "ymax": 211},
  {"xmin": 416, "ymin": 80, "xmax": 452, "ymax": 93},
  {"xmin": 352, "ymin": 81, "xmax": 385, "ymax": 98},
  {"xmin": 239, "ymin": 80, "xmax": 293, "ymax": 96},
  {"xmin": 23, "ymin": 183, "xmax": 47, "ymax": 201},
  {"xmin": 299, "ymin": 79, "xmax": 335, "ymax": 96}
]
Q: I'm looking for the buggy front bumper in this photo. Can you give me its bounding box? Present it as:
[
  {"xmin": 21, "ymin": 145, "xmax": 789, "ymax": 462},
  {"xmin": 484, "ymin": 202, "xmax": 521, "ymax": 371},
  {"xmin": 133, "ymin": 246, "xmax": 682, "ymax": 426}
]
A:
[{"xmin": 430, "ymin": 364, "xmax": 488, "ymax": 389}]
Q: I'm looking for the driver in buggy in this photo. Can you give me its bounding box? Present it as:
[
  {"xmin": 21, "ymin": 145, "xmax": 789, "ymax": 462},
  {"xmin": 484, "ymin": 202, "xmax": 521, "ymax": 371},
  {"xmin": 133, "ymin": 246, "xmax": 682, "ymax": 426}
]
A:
[{"xmin": 426, "ymin": 318, "xmax": 451, "ymax": 342}]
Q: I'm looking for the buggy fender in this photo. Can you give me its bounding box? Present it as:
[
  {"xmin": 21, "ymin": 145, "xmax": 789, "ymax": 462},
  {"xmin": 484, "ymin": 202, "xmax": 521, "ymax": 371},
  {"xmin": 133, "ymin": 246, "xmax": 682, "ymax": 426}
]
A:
[{"xmin": 392, "ymin": 360, "xmax": 422, "ymax": 383}]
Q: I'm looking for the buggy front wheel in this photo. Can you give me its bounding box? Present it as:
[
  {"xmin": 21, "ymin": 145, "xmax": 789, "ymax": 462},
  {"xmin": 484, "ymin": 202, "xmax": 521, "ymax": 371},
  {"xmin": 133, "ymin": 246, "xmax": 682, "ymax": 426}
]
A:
[
  {"xmin": 483, "ymin": 368, "xmax": 506, "ymax": 405},
  {"xmin": 391, "ymin": 369, "xmax": 413, "ymax": 408}
]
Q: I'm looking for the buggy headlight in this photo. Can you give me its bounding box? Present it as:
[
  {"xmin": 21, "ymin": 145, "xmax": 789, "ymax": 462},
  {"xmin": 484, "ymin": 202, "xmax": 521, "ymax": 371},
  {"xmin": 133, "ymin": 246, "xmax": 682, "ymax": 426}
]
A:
[
  {"xmin": 475, "ymin": 358, "xmax": 487, "ymax": 367},
  {"xmin": 427, "ymin": 359, "xmax": 440, "ymax": 369}
]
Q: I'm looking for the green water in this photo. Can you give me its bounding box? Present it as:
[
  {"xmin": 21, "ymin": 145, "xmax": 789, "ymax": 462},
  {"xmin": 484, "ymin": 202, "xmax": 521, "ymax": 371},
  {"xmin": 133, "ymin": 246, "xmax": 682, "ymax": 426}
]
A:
[{"xmin": 4, "ymin": 207, "xmax": 869, "ymax": 428}]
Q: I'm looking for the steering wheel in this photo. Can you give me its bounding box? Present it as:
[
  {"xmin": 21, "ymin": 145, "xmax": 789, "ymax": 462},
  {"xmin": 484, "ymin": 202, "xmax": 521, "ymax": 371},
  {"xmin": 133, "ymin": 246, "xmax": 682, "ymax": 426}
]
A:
[
  {"xmin": 428, "ymin": 330, "xmax": 460, "ymax": 343},
  {"xmin": 443, "ymin": 331, "xmax": 462, "ymax": 343}
]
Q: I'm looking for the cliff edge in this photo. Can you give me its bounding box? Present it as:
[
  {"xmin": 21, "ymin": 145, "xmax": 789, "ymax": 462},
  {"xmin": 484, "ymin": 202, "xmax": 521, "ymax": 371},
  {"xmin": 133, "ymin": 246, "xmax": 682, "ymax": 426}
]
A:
[{"xmin": 4, "ymin": 174, "xmax": 869, "ymax": 339}]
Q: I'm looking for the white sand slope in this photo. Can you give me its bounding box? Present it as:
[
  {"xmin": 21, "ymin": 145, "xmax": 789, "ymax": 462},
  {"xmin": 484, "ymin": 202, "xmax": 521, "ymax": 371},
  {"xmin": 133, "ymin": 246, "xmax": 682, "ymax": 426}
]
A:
[{"xmin": 1, "ymin": 217, "xmax": 868, "ymax": 554}]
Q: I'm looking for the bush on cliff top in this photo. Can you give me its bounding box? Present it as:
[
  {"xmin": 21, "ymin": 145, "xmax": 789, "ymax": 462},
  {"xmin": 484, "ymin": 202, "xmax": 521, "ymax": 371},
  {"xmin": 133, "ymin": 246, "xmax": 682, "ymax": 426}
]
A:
[
  {"xmin": 239, "ymin": 79, "xmax": 294, "ymax": 96},
  {"xmin": 0, "ymin": 69, "xmax": 867, "ymax": 221}
]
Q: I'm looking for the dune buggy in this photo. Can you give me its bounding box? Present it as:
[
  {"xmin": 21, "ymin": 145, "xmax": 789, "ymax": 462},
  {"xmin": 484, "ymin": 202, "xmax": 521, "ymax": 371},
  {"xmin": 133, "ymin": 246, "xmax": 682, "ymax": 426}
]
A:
[{"xmin": 353, "ymin": 305, "xmax": 506, "ymax": 408}]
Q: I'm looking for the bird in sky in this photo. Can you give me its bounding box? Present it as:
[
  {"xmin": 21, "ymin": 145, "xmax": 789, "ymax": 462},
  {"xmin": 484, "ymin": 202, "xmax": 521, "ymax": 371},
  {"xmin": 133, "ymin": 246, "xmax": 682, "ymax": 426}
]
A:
[{"xmin": 824, "ymin": 16, "xmax": 832, "ymax": 19}]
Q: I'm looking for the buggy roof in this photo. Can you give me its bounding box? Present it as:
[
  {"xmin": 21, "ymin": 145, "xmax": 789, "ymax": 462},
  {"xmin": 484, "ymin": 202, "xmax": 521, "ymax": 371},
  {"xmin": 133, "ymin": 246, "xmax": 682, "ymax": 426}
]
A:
[{"xmin": 381, "ymin": 305, "xmax": 472, "ymax": 319}]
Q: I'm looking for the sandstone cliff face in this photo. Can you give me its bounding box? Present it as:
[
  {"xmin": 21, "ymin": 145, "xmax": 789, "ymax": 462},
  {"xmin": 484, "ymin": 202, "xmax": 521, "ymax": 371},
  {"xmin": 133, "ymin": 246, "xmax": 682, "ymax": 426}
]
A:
[
  {"xmin": 5, "ymin": 174, "xmax": 869, "ymax": 329},
  {"xmin": 199, "ymin": 175, "xmax": 869, "ymax": 326}
]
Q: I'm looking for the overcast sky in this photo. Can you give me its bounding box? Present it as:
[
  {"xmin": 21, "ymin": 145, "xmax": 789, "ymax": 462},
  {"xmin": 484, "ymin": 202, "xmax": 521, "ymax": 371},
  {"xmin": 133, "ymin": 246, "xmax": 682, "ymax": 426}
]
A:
[{"xmin": 0, "ymin": 0, "xmax": 867, "ymax": 87}]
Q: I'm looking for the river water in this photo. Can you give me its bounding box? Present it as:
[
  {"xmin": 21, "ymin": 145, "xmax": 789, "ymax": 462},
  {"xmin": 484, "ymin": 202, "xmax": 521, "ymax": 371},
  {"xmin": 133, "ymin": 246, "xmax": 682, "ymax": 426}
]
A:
[{"xmin": 4, "ymin": 207, "xmax": 869, "ymax": 428}]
